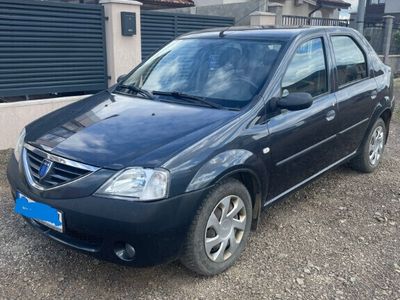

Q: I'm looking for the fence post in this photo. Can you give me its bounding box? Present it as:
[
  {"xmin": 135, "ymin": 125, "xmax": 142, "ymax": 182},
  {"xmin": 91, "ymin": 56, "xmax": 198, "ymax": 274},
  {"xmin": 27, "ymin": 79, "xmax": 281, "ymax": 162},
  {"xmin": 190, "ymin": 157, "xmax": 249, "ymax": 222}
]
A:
[
  {"xmin": 100, "ymin": 0, "xmax": 142, "ymax": 86},
  {"xmin": 383, "ymin": 15, "xmax": 395, "ymax": 64},
  {"xmin": 250, "ymin": 12, "xmax": 276, "ymax": 26}
]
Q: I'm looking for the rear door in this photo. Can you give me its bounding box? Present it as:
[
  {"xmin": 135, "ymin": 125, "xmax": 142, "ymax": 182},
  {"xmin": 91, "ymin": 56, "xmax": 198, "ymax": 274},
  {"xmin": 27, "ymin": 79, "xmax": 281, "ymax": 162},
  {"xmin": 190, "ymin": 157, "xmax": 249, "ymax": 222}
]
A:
[
  {"xmin": 266, "ymin": 35, "xmax": 341, "ymax": 200},
  {"xmin": 329, "ymin": 34, "xmax": 378, "ymax": 155}
]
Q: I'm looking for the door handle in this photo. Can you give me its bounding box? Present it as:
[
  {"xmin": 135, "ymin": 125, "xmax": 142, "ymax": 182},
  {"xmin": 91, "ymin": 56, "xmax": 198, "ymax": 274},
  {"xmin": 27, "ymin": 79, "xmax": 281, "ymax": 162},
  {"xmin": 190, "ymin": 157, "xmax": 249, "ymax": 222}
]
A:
[
  {"xmin": 371, "ymin": 90, "xmax": 378, "ymax": 100},
  {"xmin": 326, "ymin": 110, "xmax": 336, "ymax": 122}
]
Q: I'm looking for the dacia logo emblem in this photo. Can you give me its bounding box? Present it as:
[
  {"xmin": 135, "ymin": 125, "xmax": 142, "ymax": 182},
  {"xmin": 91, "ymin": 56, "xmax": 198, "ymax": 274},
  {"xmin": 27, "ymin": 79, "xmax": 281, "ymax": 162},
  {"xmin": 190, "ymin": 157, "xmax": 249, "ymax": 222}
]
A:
[{"xmin": 38, "ymin": 159, "xmax": 53, "ymax": 179}]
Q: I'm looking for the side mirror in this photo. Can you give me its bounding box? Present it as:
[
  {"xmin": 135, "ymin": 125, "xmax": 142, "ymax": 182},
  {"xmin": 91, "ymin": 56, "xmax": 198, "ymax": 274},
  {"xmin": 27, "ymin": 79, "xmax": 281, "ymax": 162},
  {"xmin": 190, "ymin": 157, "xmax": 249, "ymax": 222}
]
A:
[
  {"xmin": 277, "ymin": 92, "xmax": 313, "ymax": 111},
  {"xmin": 117, "ymin": 74, "xmax": 127, "ymax": 83}
]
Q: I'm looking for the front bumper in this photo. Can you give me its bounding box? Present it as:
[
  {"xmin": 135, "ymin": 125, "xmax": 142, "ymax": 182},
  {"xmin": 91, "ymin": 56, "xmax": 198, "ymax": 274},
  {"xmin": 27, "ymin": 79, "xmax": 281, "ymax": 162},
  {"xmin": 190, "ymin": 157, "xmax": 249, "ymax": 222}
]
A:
[{"xmin": 7, "ymin": 154, "xmax": 209, "ymax": 267}]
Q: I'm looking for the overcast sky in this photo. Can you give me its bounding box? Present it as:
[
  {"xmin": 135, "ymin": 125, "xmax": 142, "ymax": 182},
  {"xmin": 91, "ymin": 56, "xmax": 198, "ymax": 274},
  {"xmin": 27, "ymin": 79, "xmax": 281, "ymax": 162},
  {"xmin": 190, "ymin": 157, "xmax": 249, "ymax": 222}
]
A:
[{"xmin": 340, "ymin": 0, "xmax": 359, "ymax": 18}]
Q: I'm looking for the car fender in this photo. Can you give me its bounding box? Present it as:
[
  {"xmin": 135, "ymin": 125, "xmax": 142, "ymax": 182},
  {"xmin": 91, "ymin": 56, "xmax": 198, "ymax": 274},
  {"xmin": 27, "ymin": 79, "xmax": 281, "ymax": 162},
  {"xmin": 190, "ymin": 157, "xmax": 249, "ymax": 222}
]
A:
[
  {"xmin": 186, "ymin": 149, "xmax": 267, "ymax": 196},
  {"xmin": 185, "ymin": 149, "xmax": 268, "ymax": 230},
  {"xmin": 363, "ymin": 94, "xmax": 393, "ymax": 146}
]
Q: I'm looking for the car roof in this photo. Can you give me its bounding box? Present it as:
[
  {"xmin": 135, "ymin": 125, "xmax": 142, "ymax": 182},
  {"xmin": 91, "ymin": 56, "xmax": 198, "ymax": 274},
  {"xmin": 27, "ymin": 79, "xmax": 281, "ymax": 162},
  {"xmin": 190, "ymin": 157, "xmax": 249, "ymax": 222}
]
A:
[{"xmin": 179, "ymin": 26, "xmax": 357, "ymax": 41}]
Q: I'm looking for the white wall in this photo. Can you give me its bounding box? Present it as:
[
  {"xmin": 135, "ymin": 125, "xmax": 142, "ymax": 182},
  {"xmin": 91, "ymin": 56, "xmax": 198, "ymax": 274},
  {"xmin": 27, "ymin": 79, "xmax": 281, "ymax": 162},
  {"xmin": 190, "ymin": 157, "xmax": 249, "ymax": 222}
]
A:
[
  {"xmin": 385, "ymin": 0, "xmax": 400, "ymax": 14},
  {"xmin": 0, "ymin": 96, "xmax": 85, "ymax": 150},
  {"xmin": 269, "ymin": 0, "xmax": 338, "ymax": 18},
  {"xmin": 194, "ymin": 0, "xmax": 247, "ymax": 6}
]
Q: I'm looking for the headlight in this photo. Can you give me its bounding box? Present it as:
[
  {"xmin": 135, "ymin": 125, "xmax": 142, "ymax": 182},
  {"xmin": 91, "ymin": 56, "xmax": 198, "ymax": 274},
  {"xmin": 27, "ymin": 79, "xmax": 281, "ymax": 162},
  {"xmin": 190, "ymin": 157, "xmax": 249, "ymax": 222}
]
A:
[
  {"xmin": 96, "ymin": 167, "xmax": 170, "ymax": 201},
  {"xmin": 14, "ymin": 128, "xmax": 26, "ymax": 162}
]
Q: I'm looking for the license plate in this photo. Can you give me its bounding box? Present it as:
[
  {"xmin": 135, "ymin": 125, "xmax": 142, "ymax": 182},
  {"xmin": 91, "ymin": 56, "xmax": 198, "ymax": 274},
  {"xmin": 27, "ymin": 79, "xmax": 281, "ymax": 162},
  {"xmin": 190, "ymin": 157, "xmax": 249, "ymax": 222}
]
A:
[{"xmin": 15, "ymin": 192, "xmax": 64, "ymax": 233}]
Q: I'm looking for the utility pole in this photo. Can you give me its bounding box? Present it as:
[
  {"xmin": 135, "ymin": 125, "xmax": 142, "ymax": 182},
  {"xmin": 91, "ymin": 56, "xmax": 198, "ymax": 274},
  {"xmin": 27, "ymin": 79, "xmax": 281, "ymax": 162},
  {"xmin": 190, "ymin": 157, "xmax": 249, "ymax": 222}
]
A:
[
  {"xmin": 383, "ymin": 15, "xmax": 395, "ymax": 64},
  {"xmin": 356, "ymin": 0, "xmax": 367, "ymax": 34}
]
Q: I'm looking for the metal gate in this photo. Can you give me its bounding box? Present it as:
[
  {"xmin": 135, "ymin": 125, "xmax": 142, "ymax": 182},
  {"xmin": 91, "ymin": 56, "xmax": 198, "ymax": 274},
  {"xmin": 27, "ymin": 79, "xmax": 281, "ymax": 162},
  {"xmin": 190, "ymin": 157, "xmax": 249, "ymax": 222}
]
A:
[
  {"xmin": 141, "ymin": 11, "xmax": 235, "ymax": 59},
  {"xmin": 0, "ymin": 0, "xmax": 107, "ymax": 98}
]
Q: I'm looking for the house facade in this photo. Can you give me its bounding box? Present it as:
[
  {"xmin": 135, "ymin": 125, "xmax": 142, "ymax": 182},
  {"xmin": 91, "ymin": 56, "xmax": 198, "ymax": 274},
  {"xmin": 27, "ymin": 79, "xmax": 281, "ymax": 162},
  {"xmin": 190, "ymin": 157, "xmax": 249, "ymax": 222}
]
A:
[
  {"xmin": 49, "ymin": 0, "xmax": 195, "ymax": 10},
  {"xmin": 193, "ymin": 0, "xmax": 350, "ymax": 19},
  {"xmin": 364, "ymin": 0, "xmax": 400, "ymax": 24},
  {"xmin": 159, "ymin": 0, "xmax": 350, "ymax": 25},
  {"xmin": 53, "ymin": 0, "xmax": 351, "ymax": 23}
]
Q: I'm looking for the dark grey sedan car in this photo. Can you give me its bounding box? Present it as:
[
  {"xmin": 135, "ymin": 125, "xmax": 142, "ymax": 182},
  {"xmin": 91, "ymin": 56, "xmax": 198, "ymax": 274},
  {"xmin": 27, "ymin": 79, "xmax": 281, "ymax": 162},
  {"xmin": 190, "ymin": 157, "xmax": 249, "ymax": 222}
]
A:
[{"xmin": 8, "ymin": 26, "xmax": 394, "ymax": 275}]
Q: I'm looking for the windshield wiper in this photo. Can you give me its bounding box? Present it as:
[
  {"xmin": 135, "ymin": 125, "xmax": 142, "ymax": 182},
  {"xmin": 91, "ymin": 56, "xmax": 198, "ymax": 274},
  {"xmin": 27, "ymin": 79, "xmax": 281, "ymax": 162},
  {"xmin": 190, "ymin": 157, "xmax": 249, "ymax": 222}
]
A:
[
  {"xmin": 152, "ymin": 91, "xmax": 223, "ymax": 109},
  {"xmin": 115, "ymin": 84, "xmax": 154, "ymax": 100}
]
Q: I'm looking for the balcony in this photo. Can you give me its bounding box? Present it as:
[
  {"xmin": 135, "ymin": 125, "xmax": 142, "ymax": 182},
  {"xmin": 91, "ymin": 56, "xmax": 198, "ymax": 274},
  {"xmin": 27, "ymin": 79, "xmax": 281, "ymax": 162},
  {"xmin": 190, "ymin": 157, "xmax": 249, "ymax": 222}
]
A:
[{"xmin": 282, "ymin": 15, "xmax": 350, "ymax": 27}]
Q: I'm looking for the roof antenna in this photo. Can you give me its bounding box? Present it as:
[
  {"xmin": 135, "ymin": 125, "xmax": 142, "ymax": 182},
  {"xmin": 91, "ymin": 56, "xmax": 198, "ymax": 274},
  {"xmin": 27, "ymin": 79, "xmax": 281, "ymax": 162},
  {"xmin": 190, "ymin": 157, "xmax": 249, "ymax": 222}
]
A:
[{"xmin": 218, "ymin": 0, "xmax": 265, "ymax": 38}]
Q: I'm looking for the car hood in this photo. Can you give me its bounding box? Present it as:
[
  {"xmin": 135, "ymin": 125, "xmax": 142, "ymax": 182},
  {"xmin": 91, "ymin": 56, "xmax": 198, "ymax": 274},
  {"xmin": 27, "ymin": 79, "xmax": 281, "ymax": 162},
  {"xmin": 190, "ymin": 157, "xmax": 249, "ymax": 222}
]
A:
[{"xmin": 25, "ymin": 92, "xmax": 238, "ymax": 169}]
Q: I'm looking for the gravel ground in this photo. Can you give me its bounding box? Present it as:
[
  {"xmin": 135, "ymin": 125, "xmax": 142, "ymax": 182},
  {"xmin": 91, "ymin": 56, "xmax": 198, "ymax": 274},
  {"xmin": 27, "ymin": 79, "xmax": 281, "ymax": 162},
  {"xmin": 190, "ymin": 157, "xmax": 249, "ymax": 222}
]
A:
[{"xmin": 0, "ymin": 88, "xmax": 399, "ymax": 300}]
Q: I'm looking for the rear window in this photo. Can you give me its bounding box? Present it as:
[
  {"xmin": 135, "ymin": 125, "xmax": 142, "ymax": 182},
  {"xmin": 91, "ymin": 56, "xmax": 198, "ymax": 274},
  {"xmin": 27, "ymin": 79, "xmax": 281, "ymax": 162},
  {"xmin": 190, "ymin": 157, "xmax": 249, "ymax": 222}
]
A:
[{"xmin": 331, "ymin": 36, "xmax": 368, "ymax": 87}]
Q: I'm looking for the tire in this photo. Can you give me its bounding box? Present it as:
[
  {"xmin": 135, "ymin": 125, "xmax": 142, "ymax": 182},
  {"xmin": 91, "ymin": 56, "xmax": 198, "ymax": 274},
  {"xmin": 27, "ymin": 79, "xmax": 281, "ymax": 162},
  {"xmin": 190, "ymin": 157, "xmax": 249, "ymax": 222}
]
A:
[
  {"xmin": 180, "ymin": 178, "xmax": 252, "ymax": 276},
  {"xmin": 350, "ymin": 118, "xmax": 386, "ymax": 173}
]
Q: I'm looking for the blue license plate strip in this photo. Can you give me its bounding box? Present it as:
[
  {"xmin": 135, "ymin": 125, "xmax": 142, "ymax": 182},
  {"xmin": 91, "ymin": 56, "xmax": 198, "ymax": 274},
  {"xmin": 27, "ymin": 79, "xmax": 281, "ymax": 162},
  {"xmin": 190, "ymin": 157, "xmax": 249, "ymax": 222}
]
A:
[{"xmin": 15, "ymin": 192, "xmax": 64, "ymax": 233}]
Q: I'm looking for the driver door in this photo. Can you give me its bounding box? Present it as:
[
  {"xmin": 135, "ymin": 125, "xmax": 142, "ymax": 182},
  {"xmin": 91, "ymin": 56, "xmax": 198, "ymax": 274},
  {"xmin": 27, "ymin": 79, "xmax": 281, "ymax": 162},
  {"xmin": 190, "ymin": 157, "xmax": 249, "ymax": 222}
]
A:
[{"xmin": 266, "ymin": 36, "xmax": 340, "ymax": 201}]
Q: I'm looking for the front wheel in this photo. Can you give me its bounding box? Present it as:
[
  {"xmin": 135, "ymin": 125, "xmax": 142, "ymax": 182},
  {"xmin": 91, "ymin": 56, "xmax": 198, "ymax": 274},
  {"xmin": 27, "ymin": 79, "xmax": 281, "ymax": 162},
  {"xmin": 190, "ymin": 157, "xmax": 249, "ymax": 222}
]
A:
[
  {"xmin": 350, "ymin": 118, "xmax": 386, "ymax": 173},
  {"xmin": 180, "ymin": 178, "xmax": 252, "ymax": 276}
]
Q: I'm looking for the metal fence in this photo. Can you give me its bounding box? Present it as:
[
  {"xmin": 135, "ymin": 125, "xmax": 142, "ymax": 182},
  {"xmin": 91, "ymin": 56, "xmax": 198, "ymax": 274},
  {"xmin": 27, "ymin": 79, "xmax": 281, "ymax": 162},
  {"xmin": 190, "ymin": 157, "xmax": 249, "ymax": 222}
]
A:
[
  {"xmin": 141, "ymin": 11, "xmax": 234, "ymax": 59},
  {"xmin": 282, "ymin": 15, "xmax": 349, "ymax": 27},
  {"xmin": 0, "ymin": 0, "xmax": 107, "ymax": 99},
  {"xmin": 364, "ymin": 22, "xmax": 400, "ymax": 55}
]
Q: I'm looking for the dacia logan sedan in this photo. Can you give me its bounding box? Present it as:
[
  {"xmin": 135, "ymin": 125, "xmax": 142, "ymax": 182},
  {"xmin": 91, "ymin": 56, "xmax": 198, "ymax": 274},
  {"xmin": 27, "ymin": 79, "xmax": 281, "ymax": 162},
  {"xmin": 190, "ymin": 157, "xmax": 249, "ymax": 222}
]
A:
[{"xmin": 7, "ymin": 27, "xmax": 395, "ymax": 275}]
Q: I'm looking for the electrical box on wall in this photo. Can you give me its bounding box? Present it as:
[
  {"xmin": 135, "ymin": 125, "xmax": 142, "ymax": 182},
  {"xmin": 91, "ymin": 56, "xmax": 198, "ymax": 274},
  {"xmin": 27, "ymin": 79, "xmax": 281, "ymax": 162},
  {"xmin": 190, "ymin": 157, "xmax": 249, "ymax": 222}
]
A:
[{"xmin": 121, "ymin": 12, "xmax": 136, "ymax": 36}]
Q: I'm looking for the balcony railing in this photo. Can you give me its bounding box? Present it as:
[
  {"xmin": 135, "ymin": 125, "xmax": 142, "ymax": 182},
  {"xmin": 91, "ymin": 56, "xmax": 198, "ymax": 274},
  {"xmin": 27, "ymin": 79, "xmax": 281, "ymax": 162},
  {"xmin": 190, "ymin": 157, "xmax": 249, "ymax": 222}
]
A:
[{"xmin": 282, "ymin": 15, "xmax": 349, "ymax": 27}]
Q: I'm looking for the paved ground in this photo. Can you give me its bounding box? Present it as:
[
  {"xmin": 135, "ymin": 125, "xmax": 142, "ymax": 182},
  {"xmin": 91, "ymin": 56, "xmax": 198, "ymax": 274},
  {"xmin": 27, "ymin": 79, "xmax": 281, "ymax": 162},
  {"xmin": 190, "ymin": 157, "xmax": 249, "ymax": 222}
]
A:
[{"xmin": 0, "ymin": 88, "xmax": 399, "ymax": 300}]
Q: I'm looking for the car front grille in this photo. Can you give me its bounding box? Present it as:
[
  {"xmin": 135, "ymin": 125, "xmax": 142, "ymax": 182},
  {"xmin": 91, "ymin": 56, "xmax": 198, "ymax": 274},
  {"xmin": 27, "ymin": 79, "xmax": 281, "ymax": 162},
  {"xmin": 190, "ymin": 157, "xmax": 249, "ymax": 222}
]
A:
[{"xmin": 23, "ymin": 144, "xmax": 98, "ymax": 189}]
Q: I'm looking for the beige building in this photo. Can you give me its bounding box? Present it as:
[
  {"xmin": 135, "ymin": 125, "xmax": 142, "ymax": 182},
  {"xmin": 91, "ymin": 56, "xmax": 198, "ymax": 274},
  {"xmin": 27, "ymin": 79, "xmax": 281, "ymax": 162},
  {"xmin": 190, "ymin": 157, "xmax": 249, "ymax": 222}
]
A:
[
  {"xmin": 273, "ymin": 0, "xmax": 347, "ymax": 18},
  {"xmin": 194, "ymin": 0, "xmax": 350, "ymax": 19}
]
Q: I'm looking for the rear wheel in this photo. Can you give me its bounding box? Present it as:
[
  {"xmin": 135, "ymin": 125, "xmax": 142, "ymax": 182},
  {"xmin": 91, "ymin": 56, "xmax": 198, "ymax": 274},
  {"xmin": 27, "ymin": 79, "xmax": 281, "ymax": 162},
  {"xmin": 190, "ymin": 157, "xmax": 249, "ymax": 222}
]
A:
[
  {"xmin": 181, "ymin": 178, "xmax": 252, "ymax": 276},
  {"xmin": 350, "ymin": 118, "xmax": 386, "ymax": 173}
]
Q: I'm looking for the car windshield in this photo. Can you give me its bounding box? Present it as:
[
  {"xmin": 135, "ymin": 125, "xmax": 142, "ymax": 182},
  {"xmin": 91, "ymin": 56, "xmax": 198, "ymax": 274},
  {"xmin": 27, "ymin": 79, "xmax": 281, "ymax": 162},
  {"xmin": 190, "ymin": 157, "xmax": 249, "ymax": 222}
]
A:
[{"xmin": 121, "ymin": 38, "xmax": 284, "ymax": 109}]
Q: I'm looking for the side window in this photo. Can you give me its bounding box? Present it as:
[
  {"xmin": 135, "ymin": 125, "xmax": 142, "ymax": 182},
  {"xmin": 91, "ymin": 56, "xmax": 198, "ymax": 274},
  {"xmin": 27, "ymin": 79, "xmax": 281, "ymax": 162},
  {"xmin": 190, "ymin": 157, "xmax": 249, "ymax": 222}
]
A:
[
  {"xmin": 331, "ymin": 36, "xmax": 368, "ymax": 87},
  {"xmin": 282, "ymin": 38, "xmax": 328, "ymax": 98}
]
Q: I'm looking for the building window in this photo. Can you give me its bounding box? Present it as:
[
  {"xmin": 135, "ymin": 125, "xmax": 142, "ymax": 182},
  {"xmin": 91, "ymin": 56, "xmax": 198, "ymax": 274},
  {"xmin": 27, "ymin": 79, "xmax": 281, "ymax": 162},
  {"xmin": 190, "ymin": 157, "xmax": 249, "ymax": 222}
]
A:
[{"xmin": 369, "ymin": 0, "xmax": 385, "ymax": 5}]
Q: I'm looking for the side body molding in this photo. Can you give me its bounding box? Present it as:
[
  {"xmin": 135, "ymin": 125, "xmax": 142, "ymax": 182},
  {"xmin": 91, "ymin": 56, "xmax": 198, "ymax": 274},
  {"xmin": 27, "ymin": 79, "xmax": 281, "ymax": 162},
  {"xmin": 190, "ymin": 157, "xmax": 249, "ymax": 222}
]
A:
[{"xmin": 186, "ymin": 149, "xmax": 254, "ymax": 192}]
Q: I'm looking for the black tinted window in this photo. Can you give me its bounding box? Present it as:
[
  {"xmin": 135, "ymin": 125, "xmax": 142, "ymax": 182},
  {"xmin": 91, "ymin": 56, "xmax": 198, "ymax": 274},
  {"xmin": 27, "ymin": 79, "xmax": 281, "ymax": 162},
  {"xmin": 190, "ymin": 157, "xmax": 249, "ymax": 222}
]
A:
[
  {"xmin": 282, "ymin": 38, "xmax": 328, "ymax": 98},
  {"xmin": 331, "ymin": 36, "xmax": 368, "ymax": 87}
]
